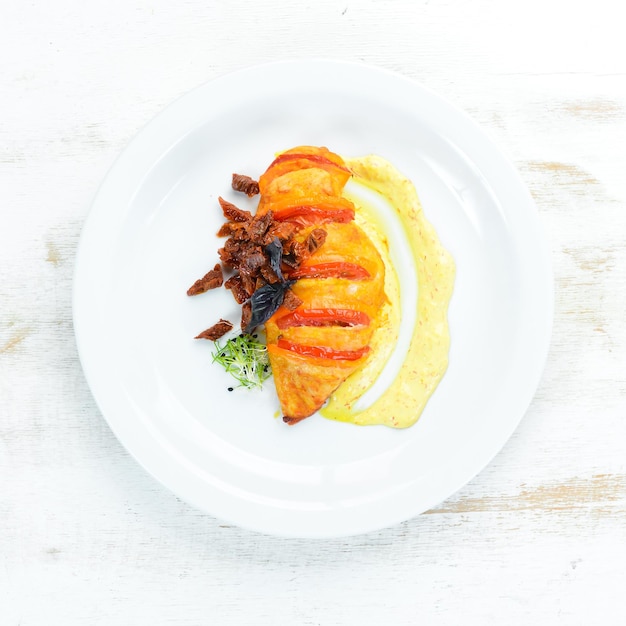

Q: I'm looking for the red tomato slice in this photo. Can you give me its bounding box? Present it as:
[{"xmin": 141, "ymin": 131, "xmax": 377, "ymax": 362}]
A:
[
  {"xmin": 277, "ymin": 339, "xmax": 370, "ymax": 361},
  {"xmin": 276, "ymin": 309, "xmax": 370, "ymax": 329},
  {"xmin": 273, "ymin": 205, "xmax": 354, "ymax": 224}
]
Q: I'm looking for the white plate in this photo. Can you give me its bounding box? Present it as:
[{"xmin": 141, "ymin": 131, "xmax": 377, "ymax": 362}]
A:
[{"xmin": 73, "ymin": 60, "xmax": 553, "ymax": 537}]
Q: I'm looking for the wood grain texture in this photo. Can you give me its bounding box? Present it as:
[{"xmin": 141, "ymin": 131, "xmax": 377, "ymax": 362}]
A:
[{"xmin": 2, "ymin": 0, "xmax": 626, "ymax": 624}]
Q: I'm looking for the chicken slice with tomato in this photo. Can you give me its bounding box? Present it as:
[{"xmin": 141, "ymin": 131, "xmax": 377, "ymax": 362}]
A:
[{"xmin": 258, "ymin": 146, "xmax": 386, "ymax": 424}]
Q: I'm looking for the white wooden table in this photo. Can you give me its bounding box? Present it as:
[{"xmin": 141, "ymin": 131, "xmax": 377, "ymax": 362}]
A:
[{"xmin": 2, "ymin": 1, "xmax": 625, "ymax": 623}]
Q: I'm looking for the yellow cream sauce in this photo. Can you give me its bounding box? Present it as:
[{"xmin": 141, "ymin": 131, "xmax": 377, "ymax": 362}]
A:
[{"xmin": 320, "ymin": 155, "xmax": 455, "ymax": 428}]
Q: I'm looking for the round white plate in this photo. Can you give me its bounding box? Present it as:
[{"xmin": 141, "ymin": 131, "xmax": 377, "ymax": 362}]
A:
[{"xmin": 73, "ymin": 60, "xmax": 553, "ymax": 537}]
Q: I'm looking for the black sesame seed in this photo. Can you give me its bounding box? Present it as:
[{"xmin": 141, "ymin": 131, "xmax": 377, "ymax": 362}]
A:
[{"xmin": 227, "ymin": 387, "xmax": 234, "ymax": 392}]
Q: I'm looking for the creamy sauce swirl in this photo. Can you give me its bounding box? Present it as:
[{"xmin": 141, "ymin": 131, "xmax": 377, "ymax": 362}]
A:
[{"xmin": 320, "ymin": 155, "xmax": 455, "ymax": 428}]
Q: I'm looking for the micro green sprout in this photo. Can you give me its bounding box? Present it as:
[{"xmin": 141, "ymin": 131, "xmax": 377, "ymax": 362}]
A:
[{"xmin": 211, "ymin": 333, "xmax": 271, "ymax": 390}]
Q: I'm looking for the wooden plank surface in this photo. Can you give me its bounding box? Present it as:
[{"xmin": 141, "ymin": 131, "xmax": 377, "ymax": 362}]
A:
[{"xmin": 1, "ymin": 0, "xmax": 625, "ymax": 624}]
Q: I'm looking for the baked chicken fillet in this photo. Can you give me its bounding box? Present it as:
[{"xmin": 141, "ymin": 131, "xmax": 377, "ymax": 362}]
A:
[{"xmin": 256, "ymin": 146, "xmax": 386, "ymax": 424}]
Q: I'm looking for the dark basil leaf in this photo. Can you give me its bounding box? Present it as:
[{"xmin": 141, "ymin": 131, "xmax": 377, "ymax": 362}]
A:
[
  {"xmin": 245, "ymin": 280, "xmax": 294, "ymax": 333},
  {"xmin": 265, "ymin": 237, "xmax": 284, "ymax": 282}
]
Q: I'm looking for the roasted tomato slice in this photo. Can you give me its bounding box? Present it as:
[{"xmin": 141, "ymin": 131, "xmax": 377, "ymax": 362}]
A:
[
  {"xmin": 272, "ymin": 205, "xmax": 354, "ymax": 225},
  {"xmin": 277, "ymin": 339, "xmax": 370, "ymax": 361},
  {"xmin": 276, "ymin": 309, "xmax": 370, "ymax": 329}
]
